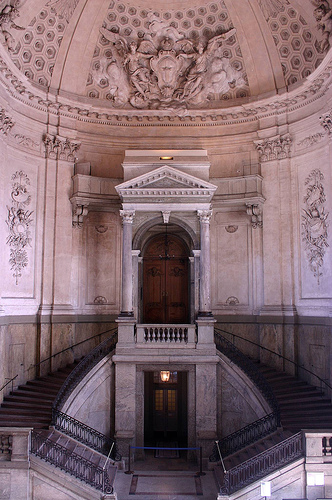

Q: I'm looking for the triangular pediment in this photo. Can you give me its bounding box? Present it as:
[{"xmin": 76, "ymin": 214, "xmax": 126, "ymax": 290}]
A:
[{"xmin": 115, "ymin": 165, "xmax": 217, "ymax": 204}]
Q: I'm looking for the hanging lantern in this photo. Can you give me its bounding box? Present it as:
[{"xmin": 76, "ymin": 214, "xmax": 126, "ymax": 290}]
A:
[{"xmin": 160, "ymin": 371, "xmax": 170, "ymax": 382}]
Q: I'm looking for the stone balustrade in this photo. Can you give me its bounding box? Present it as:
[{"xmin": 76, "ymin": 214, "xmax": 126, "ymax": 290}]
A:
[{"xmin": 136, "ymin": 324, "xmax": 197, "ymax": 348}]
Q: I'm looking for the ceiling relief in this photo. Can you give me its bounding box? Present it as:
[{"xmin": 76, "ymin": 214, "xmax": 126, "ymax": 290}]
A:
[
  {"xmin": 87, "ymin": 1, "xmax": 249, "ymax": 109},
  {"xmin": 0, "ymin": 0, "xmax": 329, "ymax": 112}
]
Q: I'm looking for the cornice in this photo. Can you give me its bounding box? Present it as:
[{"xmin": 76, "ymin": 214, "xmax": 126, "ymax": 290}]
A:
[{"xmin": 0, "ymin": 45, "xmax": 332, "ymax": 128}]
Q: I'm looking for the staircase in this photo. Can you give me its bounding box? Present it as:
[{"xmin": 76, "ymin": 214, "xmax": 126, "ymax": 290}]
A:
[
  {"xmin": 214, "ymin": 362, "xmax": 332, "ymax": 494},
  {"xmin": 255, "ymin": 362, "xmax": 332, "ymax": 430},
  {"xmin": 0, "ymin": 362, "xmax": 78, "ymax": 428},
  {"xmin": 31, "ymin": 428, "xmax": 117, "ymax": 494}
]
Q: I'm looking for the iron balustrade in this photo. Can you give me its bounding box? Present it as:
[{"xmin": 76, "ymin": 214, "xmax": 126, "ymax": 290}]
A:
[
  {"xmin": 52, "ymin": 331, "xmax": 118, "ymax": 412},
  {"xmin": 210, "ymin": 412, "xmax": 280, "ymax": 462},
  {"xmin": 0, "ymin": 374, "xmax": 18, "ymax": 394},
  {"xmin": 52, "ymin": 409, "xmax": 121, "ymax": 461},
  {"xmin": 31, "ymin": 430, "xmax": 115, "ymax": 494},
  {"xmin": 215, "ymin": 326, "xmax": 332, "ymax": 395},
  {"xmin": 212, "ymin": 329, "xmax": 281, "ymax": 460},
  {"xmin": 144, "ymin": 326, "xmax": 188, "ymax": 343},
  {"xmin": 220, "ymin": 432, "xmax": 304, "ymax": 495}
]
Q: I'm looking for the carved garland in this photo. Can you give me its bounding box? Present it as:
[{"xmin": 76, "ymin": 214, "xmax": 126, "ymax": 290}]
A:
[
  {"xmin": 6, "ymin": 170, "xmax": 34, "ymax": 285},
  {"xmin": 301, "ymin": 169, "xmax": 329, "ymax": 284}
]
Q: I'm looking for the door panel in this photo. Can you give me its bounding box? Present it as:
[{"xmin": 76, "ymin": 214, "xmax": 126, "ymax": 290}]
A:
[
  {"xmin": 143, "ymin": 234, "xmax": 189, "ymax": 323},
  {"xmin": 153, "ymin": 388, "xmax": 178, "ymax": 433}
]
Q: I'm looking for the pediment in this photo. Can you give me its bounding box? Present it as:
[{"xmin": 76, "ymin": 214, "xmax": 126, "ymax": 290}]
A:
[{"xmin": 115, "ymin": 165, "xmax": 217, "ymax": 204}]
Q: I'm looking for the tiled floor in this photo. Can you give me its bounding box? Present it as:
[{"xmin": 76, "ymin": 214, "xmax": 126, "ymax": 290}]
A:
[{"xmin": 113, "ymin": 453, "xmax": 219, "ymax": 500}]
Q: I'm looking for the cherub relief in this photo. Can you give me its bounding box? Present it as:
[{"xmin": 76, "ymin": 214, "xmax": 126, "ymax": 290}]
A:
[
  {"xmin": 0, "ymin": 0, "xmax": 24, "ymax": 52},
  {"xmin": 312, "ymin": 0, "xmax": 332, "ymax": 52},
  {"xmin": 97, "ymin": 22, "xmax": 243, "ymax": 110}
]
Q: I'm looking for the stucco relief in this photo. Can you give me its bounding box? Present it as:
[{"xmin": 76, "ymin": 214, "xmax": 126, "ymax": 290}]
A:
[
  {"xmin": 302, "ymin": 169, "xmax": 329, "ymax": 284},
  {"xmin": 6, "ymin": 170, "xmax": 34, "ymax": 285},
  {"xmin": 312, "ymin": 0, "xmax": 332, "ymax": 52},
  {"xmin": 46, "ymin": 0, "xmax": 80, "ymax": 23},
  {"xmin": 254, "ymin": 134, "xmax": 292, "ymax": 162},
  {"xmin": 0, "ymin": 0, "xmax": 24, "ymax": 52},
  {"xmin": 258, "ymin": 0, "xmax": 290, "ymax": 21},
  {"xmin": 0, "ymin": 107, "xmax": 14, "ymax": 135},
  {"xmin": 43, "ymin": 134, "xmax": 80, "ymax": 161},
  {"xmin": 93, "ymin": 24, "xmax": 245, "ymax": 110}
]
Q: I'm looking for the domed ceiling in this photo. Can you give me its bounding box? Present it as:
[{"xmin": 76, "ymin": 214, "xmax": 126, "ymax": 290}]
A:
[{"xmin": 1, "ymin": 0, "xmax": 331, "ymax": 113}]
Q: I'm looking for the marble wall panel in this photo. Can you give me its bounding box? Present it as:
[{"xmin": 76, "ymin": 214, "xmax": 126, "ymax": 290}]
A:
[
  {"xmin": 296, "ymin": 147, "xmax": 332, "ymax": 300},
  {"xmin": 2, "ymin": 156, "xmax": 38, "ymax": 298},
  {"xmin": 85, "ymin": 212, "xmax": 121, "ymax": 308},
  {"xmin": 211, "ymin": 212, "xmax": 250, "ymax": 310}
]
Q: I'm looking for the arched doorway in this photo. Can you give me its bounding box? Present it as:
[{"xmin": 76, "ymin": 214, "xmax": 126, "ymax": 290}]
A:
[{"xmin": 143, "ymin": 233, "xmax": 189, "ymax": 323}]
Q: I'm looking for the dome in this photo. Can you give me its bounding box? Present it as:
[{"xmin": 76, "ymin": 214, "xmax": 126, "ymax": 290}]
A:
[{"xmin": 2, "ymin": 0, "xmax": 330, "ymax": 115}]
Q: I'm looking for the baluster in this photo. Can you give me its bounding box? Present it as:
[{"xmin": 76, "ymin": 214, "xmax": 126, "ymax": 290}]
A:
[
  {"xmin": 174, "ymin": 328, "xmax": 178, "ymax": 342},
  {"xmin": 169, "ymin": 328, "xmax": 173, "ymax": 341},
  {"xmin": 179, "ymin": 328, "xmax": 183, "ymax": 342},
  {"xmin": 154, "ymin": 328, "xmax": 158, "ymax": 341},
  {"xmin": 144, "ymin": 328, "xmax": 148, "ymax": 342},
  {"xmin": 184, "ymin": 328, "xmax": 188, "ymax": 342},
  {"xmin": 322, "ymin": 437, "xmax": 327, "ymax": 455},
  {"xmin": 149, "ymin": 328, "xmax": 153, "ymax": 342},
  {"xmin": 329, "ymin": 436, "xmax": 332, "ymax": 455},
  {"xmin": 164, "ymin": 327, "xmax": 169, "ymax": 341},
  {"xmin": 159, "ymin": 328, "xmax": 163, "ymax": 342}
]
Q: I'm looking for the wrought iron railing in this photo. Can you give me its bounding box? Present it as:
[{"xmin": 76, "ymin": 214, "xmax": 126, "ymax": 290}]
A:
[
  {"xmin": 52, "ymin": 330, "xmax": 118, "ymax": 412},
  {"xmin": 214, "ymin": 329, "xmax": 280, "ymax": 419},
  {"xmin": 220, "ymin": 432, "xmax": 304, "ymax": 495},
  {"xmin": 210, "ymin": 412, "xmax": 280, "ymax": 461},
  {"xmin": 211, "ymin": 329, "xmax": 281, "ymax": 461},
  {"xmin": 216, "ymin": 326, "xmax": 332, "ymax": 395},
  {"xmin": 31, "ymin": 430, "xmax": 115, "ymax": 494},
  {"xmin": 52, "ymin": 409, "xmax": 121, "ymax": 461}
]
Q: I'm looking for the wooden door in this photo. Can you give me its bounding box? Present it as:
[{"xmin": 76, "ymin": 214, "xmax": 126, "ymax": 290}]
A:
[
  {"xmin": 143, "ymin": 234, "xmax": 189, "ymax": 323},
  {"xmin": 153, "ymin": 388, "xmax": 178, "ymax": 434}
]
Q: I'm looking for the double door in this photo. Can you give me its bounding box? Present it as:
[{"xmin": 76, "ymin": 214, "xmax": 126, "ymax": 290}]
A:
[{"xmin": 143, "ymin": 234, "xmax": 189, "ymax": 324}]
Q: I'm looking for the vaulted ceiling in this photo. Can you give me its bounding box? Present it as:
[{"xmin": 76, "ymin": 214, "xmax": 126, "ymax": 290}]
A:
[{"xmin": 1, "ymin": 0, "xmax": 329, "ymax": 112}]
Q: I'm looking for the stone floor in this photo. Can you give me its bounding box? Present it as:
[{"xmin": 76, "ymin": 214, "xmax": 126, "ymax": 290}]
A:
[{"xmin": 113, "ymin": 452, "xmax": 219, "ymax": 499}]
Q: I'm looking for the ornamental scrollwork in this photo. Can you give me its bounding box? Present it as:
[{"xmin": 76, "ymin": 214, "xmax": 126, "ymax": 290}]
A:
[
  {"xmin": 301, "ymin": 169, "xmax": 329, "ymax": 284},
  {"xmin": 0, "ymin": 0, "xmax": 24, "ymax": 52},
  {"xmin": 319, "ymin": 109, "xmax": 332, "ymax": 134},
  {"xmin": 93, "ymin": 25, "xmax": 245, "ymax": 111},
  {"xmin": 6, "ymin": 170, "xmax": 34, "ymax": 285}
]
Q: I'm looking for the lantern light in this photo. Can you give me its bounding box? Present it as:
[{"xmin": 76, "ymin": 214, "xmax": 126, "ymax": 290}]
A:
[{"xmin": 160, "ymin": 371, "xmax": 170, "ymax": 382}]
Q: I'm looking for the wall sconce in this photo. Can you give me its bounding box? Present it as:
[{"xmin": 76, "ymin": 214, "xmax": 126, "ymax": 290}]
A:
[
  {"xmin": 260, "ymin": 481, "xmax": 271, "ymax": 497},
  {"xmin": 160, "ymin": 156, "xmax": 173, "ymax": 160},
  {"xmin": 160, "ymin": 371, "xmax": 170, "ymax": 382},
  {"xmin": 307, "ymin": 472, "xmax": 324, "ymax": 486}
]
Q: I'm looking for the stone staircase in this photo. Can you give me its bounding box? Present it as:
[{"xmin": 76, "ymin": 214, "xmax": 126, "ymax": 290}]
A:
[
  {"xmin": 214, "ymin": 361, "xmax": 332, "ymax": 493},
  {"xmin": 255, "ymin": 362, "xmax": 332, "ymax": 430},
  {"xmin": 31, "ymin": 428, "xmax": 117, "ymax": 493},
  {"xmin": 0, "ymin": 362, "xmax": 78, "ymax": 428}
]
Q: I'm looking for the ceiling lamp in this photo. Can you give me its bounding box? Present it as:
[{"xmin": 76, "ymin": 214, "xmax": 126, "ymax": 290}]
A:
[{"xmin": 160, "ymin": 156, "xmax": 173, "ymax": 160}]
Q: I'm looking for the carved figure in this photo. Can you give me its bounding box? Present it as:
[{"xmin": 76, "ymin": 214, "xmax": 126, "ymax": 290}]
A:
[
  {"xmin": 97, "ymin": 23, "xmax": 242, "ymax": 110},
  {"xmin": 312, "ymin": 0, "xmax": 332, "ymax": 52},
  {"xmin": 258, "ymin": 0, "xmax": 290, "ymax": 20},
  {"xmin": 0, "ymin": 0, "xmax": 24, "ymax": 51},
  {"xmin": 46, "ymin": 0, "xmax": 80, "ymax": 23}
]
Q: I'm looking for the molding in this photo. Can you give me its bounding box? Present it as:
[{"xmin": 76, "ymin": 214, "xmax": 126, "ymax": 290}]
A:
[{"xmin": 0, "ymin": 43, "xmax": 331, "ymax": 127}]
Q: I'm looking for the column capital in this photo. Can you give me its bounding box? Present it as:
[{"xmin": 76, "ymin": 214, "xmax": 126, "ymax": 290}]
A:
[
  {"xmin": 197, "ymin": 209, "xmax": 212, "ymax": 223},
  {"xmin": 120, "ymin": 209, "xmax": 135, "ymax": 223}
]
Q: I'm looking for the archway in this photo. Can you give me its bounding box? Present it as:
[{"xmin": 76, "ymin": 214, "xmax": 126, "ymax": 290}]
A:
[{"xmin": 143, "ymin": 233, "xmax": 190, "ymax": 324}]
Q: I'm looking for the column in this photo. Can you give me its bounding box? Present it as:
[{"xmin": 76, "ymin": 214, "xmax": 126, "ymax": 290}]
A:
[
  {"xmin": 119, "ymin": 210, "xmax": 135, "ymax": 316},
  {"xmin": 197, "ymin": 210, "xmax": 213, "ymax": 316}
]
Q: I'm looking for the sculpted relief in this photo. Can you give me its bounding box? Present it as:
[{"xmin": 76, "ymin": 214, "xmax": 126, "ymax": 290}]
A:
[{"xmin": 92, "ymin": 18, "xmax": 245, "ymax": 111}]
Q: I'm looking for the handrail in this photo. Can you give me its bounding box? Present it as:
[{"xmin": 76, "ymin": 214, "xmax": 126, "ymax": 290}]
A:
[
  {"xmin": 215, "ymin": 326, "xmax": 332, "ymax": 393},
  {"xmin": 31, "ymin": 326, "xmax": 117, "ymax": 369},
  {"xmin": 30, "ymin": 430, "xmax": 115, "ymax": 494},
  {"xmin": 52, "ymin": 330, "xmax": 118, "ymax": 412},
  {"xmin": 214, "ymin": 330, "xmax": 280, "ymax": 418},
  {"xmin": 52, "ymin": 408, "xmax": 121, "ymax": 461},
  {"xmin": 220, "ymin": 432, "xmax": 304, "ymax": 495},
  {"xmin": 0, "ymin": 375, "xmax": 18, "ymax": 393}
]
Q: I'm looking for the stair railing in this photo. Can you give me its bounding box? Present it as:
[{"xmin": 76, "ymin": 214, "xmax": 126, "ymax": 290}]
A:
[
  {"xmin": 211, "ymin": 329, "xmax": 280, "ymax": 461},
  {"xmin": 30, "ymin": 430, "xmax": 115, "ymax": 494},
  {"xmin": 216, "ymin": 326, "xmax": 332, "ymax": 394},
  {"xmin": 220, "ymin": 431, "xmax": 304, "ymax": 495},
  {"xmin": 31, "ymin": 326, "xmax": 118, "ymax": 375},
  {"xmin": 52, "ymin": 330, "xmax": 118, "ymax": 412},
  {"xmin": 0, "ymin": 375, "xmax": 18, "ymax": 394},
  {"xmin": 52, "ymin": 409, "xmax": 121, "ymax": 461}
]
